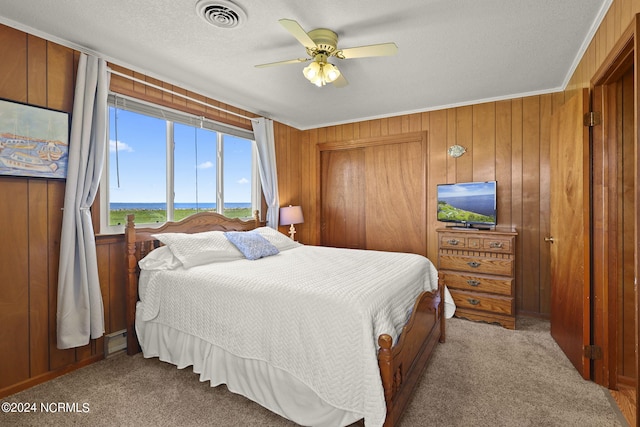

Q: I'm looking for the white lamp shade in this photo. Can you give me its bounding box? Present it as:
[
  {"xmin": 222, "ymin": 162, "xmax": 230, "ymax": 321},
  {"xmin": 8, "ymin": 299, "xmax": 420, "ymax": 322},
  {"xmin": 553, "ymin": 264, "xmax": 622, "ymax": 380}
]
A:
[{"xmin": 280, "ymin": 205, "xmax": 304, "ymax": 225}]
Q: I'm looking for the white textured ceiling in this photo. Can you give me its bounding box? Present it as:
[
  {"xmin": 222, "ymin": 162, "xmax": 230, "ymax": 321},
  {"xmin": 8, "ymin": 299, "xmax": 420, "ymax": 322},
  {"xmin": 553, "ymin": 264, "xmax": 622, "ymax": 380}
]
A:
[{"xmin": 0, "ymin": 0, "xmax": 610, "ymax": 130}]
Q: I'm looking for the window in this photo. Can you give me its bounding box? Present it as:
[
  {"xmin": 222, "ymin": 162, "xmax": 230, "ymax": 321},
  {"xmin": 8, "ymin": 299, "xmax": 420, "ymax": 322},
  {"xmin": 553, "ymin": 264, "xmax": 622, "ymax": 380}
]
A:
[{"xmin": 100, "ymin": 94, "xmax": 260, "ymax": 233}]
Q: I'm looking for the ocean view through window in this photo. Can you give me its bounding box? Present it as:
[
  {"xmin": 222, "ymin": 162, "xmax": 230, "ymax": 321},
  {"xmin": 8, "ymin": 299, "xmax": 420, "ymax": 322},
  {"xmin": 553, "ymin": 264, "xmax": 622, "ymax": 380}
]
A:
[
  {"xmin": 101, "ymin": 94, "xmax": 258, "ymax": 232},
  {"xmin": 108, "ymin": 202, "xmax": 253, "ymax": 225}
]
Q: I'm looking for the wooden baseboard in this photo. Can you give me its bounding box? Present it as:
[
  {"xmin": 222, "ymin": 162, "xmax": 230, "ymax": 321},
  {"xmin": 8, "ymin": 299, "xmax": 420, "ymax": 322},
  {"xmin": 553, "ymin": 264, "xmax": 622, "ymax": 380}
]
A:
[{"xmin": 0, "ymin": 354, "xmax": 103, "ymax": 399}]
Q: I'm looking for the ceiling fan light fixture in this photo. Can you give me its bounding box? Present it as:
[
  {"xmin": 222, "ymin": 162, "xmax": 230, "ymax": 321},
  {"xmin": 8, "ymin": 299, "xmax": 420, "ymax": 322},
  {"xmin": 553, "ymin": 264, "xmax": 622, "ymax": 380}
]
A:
[
  {"xmin": 324, "ymin": 63, "xmax": 340, "ymax": 82},
  {"xmin": 303, "ymin": 61, "xmax": 340, "ymax": 87},
  {"xmin": 303, "ymin": 61, "xmax": 321, "ymax": 80}
]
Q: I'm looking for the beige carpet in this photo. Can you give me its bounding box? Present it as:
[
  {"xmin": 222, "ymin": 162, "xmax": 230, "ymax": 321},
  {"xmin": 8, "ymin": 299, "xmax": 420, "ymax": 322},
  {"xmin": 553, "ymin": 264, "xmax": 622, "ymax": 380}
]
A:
[{"xmin": 0, "ymin": 317, "xmax": 626, "ymax": 426}]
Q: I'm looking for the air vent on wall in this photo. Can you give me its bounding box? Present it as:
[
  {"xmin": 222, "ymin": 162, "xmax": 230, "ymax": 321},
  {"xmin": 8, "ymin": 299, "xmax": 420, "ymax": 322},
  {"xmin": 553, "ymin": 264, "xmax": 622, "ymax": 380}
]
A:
[{"xmin": 195, "ymin": 0, "xmax": 247, "ymax": 29}]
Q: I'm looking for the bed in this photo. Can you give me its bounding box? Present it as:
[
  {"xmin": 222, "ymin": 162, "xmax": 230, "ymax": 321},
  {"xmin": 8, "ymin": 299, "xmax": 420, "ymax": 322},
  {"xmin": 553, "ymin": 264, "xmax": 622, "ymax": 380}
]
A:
[{"xmin": 125, "ymin": 211, "xmax": 450, "ymax": 427}]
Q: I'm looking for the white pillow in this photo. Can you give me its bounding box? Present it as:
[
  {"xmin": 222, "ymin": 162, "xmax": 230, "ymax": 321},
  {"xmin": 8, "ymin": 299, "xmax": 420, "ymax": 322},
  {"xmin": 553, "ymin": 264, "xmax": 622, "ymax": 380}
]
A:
[
  {"xmin": 153, "ymin": 230, "xmax": 243, "ymax": 268},
  {"xmin": 253, "ymin": 227, "xmax": 302, "ymax": 251},
  {"xmin": 138, "ymin": 246, "xmax": 183, "ymax": 271}
]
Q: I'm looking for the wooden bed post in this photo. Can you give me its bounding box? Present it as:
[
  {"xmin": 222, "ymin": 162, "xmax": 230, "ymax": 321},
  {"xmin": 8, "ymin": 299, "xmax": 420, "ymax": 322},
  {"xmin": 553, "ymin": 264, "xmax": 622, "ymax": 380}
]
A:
[
  {"xmin": 378, "ymin": 334, "xmax": 395, "ymax": 427},
  {"xmin": 439, "ymin": 272, "xmax": 446, "ymax": 343},
  {"xmin": 125, "ymin": 214, "xmax": 141, "ymax": 355}
]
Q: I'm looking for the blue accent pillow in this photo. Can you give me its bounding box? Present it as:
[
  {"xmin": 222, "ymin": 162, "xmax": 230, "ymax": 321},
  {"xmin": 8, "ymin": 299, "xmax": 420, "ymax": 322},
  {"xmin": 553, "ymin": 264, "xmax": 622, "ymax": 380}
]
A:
[{"xmin": 224, "ymin": 231, "xmax": 280, "ymax": 260}]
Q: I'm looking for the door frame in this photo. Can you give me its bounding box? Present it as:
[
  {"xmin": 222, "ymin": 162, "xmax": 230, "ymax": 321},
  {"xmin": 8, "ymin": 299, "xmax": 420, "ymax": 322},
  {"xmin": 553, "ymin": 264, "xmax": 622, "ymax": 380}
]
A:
[{"xmin": 590, "ymin": 14, "xmax": 639, "ymax": 420}]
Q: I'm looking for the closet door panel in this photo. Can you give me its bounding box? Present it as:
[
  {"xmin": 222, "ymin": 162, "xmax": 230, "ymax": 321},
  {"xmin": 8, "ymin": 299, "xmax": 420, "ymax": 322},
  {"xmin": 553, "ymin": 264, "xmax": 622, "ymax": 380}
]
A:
[
  {"xmin": 365, "ymin": 140, "xmax": 426, "ymax": 254},
  {"xmin": 320, "ymin": 149, "xmax": 366, "ymax": 248}
]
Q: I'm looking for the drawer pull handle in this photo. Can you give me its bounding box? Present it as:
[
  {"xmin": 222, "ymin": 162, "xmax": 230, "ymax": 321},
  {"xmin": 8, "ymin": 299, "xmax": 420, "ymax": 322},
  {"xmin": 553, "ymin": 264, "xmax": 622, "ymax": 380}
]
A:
[
  {"xmin": 467, "ymin": 298, "xmax": 481, "ymax": 305},
  {"xmin": 447, "ymin": 239, "xmax": 459, "ymax": 245},
  {"xmin": 467, "ymin": 261, "xmax": 481, "ymax": 268},
  {"xmin": 467, "ymin": 280, "xmax": 481, "ymax": 287},
  {"xmin": 489, "ymin": 242, "xmax": 504, "ymax": 249}
]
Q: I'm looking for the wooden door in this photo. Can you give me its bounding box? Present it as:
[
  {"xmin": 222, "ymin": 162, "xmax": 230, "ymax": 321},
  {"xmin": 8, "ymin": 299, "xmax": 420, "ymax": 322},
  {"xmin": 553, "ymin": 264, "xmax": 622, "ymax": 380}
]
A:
[
  {"xmin": 320, "ymin": 148, "xmax": 366, "ymax": 248},
  {"xmin": 549, "ymin": 88, "xmax": 591, "ymax": 379},
  {"xmin": 319, "ymin": 132, "xmax": 427, "ymax": 254},
  {"xmin": 365, "ymin": 140, "xmax": 426, "ymax": 254}
]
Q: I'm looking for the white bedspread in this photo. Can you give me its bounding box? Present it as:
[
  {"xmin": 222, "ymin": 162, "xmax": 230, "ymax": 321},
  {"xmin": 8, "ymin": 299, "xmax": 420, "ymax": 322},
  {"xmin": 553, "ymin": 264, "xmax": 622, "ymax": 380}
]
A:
[{"xmin": 138, "ymin": 245, "xmax": 442, "ymax": 427}]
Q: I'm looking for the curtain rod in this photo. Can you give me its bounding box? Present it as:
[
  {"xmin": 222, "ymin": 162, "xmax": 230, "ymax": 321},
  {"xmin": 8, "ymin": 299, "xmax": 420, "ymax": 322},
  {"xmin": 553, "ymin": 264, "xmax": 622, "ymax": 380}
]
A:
[{"xmin": 107, "ymin": 68, "xmax": 259, "ymax": 123}]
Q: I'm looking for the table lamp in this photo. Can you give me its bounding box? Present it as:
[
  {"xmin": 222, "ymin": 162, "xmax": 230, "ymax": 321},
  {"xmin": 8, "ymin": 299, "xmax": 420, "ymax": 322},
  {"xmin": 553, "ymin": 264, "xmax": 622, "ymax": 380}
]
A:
[{"xmin": 280, "ymin": 205, "xmax": 304, "ymax": 240}]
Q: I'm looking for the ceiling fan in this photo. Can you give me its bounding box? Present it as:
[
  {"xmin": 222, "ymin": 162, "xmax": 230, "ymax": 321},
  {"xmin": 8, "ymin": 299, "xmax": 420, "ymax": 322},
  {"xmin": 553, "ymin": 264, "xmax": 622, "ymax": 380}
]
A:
[{"xmin": 255, "ymin": 19, "xmax": 398, "ymax": 88}]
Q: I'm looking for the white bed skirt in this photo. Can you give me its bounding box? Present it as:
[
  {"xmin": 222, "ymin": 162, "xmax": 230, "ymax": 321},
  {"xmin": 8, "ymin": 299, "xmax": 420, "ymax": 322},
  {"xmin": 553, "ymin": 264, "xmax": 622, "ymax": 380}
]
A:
[{"xmin": 136, "ymin": 305, "xmax": 362, "ymax": 427}]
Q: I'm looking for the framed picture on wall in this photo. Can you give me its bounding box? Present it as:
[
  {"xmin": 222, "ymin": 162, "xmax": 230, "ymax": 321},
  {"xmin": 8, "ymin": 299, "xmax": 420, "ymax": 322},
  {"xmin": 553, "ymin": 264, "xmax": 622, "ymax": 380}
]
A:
[{"xmin": 0, "ymin": 98, "xmax": 70, "ymax": 179}]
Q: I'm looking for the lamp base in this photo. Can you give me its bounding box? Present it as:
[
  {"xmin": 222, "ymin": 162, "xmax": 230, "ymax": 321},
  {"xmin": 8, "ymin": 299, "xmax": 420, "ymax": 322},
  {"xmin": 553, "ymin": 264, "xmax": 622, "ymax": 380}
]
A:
[{"xmin": 288, "ymin": 224, "xmax": 297, "ymax": 240}]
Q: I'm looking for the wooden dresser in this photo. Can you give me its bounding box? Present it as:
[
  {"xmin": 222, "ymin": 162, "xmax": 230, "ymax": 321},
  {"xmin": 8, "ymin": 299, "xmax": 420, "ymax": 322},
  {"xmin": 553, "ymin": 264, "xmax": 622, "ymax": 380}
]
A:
[{"xmin": 437, "ymin": 227, "xmax": 517, "ymax": 329}]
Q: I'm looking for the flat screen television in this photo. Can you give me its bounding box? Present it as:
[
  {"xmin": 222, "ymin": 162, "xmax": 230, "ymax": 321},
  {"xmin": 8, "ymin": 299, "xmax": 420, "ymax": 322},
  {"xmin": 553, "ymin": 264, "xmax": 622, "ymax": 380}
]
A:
[{"xmin": 437, "ymin": 181, "xmax": 497, "ymax": 229}]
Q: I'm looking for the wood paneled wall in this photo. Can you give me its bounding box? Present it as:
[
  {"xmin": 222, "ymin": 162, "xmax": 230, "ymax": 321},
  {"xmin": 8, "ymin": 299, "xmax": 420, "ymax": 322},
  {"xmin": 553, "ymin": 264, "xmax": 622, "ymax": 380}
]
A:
[
  {"xmin": 276, "ymin": 0, "xmax": 640, "ymax": 318},
  {"xmin": 276, "ymin": 98, "xmax": 564, "ymax": 316},
  {"xmin": 0, "ymin": 24, "xmax": 264, "ymax": 398},
  {"xmin": 2, "ymin": 0, "xmax": 639, "ymax": 397},
  {"xmin": 0, "ymin": 25, "xmax": 107, "ymax": 398},
  {"xmin": 567, "ymin": 0, "xmax": 640, "ymax": 94}
]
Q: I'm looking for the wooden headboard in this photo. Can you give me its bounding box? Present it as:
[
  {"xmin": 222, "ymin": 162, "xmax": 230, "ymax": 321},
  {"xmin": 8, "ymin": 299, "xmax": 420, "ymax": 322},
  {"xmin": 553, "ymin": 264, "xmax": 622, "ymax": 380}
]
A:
[{"xmin": 124, "ymin": 210, "xmax": 262, "ymax": 355}]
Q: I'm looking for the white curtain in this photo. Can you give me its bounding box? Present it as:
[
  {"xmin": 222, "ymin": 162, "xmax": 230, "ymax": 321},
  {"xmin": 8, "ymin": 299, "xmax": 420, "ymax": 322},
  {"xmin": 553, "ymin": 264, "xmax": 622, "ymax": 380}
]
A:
[
  {"xmin": 252, "ymin": 117, "xmax": 280, "ymax": 228},
  {"xmin": 57, "ymin": 54, "xmax": 109, "ymax": 349}
]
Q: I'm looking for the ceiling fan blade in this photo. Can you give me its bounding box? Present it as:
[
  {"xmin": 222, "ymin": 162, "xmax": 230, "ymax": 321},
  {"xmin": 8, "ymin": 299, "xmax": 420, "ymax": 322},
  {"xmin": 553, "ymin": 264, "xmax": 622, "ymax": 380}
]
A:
[
  {"xmin": 339, "ymin": 42, "xmax": 398, "ymax": 59},
  {"xmin": 255, "ymin": 58, "xmax": 310, "ymax": 68},
  {"xmin": 332, "ymin": 73, "xmax": 349, "ymax": 88},
  {"xmin": 279, "ymin": 19, "xmax": 317, "ymax": 50}
]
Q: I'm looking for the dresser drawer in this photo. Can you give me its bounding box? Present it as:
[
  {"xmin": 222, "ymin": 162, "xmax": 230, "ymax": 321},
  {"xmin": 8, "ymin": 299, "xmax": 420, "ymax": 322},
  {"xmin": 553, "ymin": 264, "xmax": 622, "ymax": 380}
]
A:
[
  {"xmin": 441, "ymin": 272, "xmax": 513, "ymax": 296},
  {"xmin": 439, "ymin": 254, "xmax": 513, "ymax": 276},
  {"xmin": 439, "ymin": 235, "xmax": 467, "ymax": 249},
  {"xmin": 481, "ymin": 237, "xmax": 513, "ymax": 254},
  {"xmin": 450, "ymin": 289, "xmax": 514, "ymax": 315},
  {"xmin": 439, "ymin": 233, "xmax": 514, "ymax": 254}
]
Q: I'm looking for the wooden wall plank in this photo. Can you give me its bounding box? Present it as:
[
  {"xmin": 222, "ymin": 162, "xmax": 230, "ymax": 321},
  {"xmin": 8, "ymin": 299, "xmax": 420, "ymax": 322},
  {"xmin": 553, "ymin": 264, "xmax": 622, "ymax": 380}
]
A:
[
  {"xmin": 298, "ymin": 129, "xmax": 313, "ymax": 244},
  {"xmin": 510, "ymin": 99, "xmax": 524, "ymax": 311},
  {"xmin": 521, "ymin": 96, "xmax": 542, "ymax": 314},
  {"xmin": 472, "ymin": 102, "xmax": 496, "ymax": 181},
  {"xmin": 388, "ymin": 116, "xmax": 402, "ymax": 135},
  {"xmin": 495, "ymin": 100, "xmax": 513, "ymax": 227},
  {"xmin": 455, "ymin": 106, "xmax": 473, "ymax": 183},
  {"xmin": 46, "ymin": 43, "xmax": 75, "ymax": 112},
  {"xmin": 27, "ymin": 35, "xmax": 47, "ymax": 107},
  {"xmin": 427, "ymin": 110, "xmax": 448, "ymax": 261},
  {"xmin": 0, "ymin": 27, "xmax": 27, "ymax": 102},
  {"xmin": 539, "ymin": 94, "xmax": 553, "ymax": 314},
  {"xmin": 0, "ymin": 179, "xmax": 30, "ymax": 388},
  {"xmin": 28, "ymin": 179, "xmax": 50, "ymax": 377},
  {"xmin": 445, "ymin": 109, "xmax": 457, "ymax": 183},
  {"xmin": 359, "ymin": 120, "xmax": 371, "ymax": 139}
]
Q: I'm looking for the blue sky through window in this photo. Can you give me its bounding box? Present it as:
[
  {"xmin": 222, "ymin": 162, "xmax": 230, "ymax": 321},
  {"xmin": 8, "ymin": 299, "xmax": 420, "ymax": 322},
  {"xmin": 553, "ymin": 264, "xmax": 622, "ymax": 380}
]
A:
[{"xmin": 109, "ymin": 108, "xmax": 252, "ymax": 204}]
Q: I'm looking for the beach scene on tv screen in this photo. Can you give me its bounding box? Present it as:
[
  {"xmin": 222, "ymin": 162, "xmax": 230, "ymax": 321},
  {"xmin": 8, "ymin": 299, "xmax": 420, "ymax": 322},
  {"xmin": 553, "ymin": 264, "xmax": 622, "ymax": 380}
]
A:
[{"xmin": 437, "ymin": 182, "xmax": 496, "ymax": 223}]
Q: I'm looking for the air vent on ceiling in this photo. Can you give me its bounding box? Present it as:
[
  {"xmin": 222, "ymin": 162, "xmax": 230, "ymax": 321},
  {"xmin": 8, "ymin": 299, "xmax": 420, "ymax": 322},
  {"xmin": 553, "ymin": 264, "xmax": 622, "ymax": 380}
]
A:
[{"xmin": 195, "ymin": 0, "xmax": 247, "ymax": 29}]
